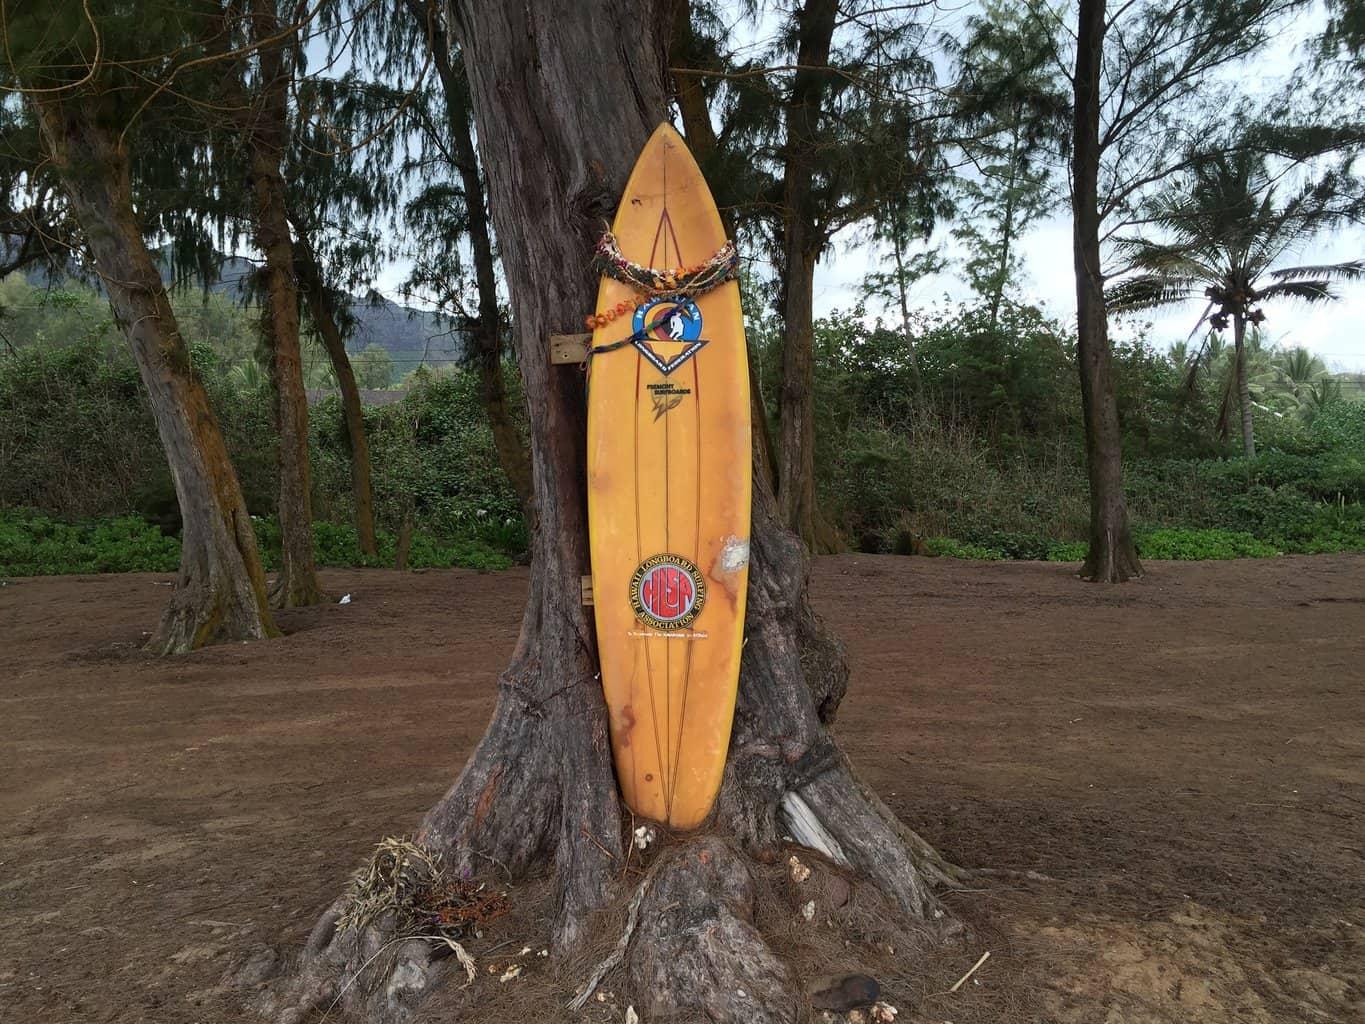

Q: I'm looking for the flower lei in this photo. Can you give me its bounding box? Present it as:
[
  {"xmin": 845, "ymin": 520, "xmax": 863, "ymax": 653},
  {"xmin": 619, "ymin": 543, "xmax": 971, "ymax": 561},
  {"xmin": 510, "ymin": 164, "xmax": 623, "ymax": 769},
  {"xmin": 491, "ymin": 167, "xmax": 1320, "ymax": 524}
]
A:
[{"xmin": 584, "ymin": 230, "xmax": 739, "ymax": 330}]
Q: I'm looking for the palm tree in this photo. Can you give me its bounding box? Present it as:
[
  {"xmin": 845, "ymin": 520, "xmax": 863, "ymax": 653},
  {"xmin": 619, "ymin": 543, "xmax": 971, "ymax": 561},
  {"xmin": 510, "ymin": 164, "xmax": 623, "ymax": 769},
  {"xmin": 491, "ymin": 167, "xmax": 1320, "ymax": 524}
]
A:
[{"xmin": 1109, "ymin": 152, "xmax": 1363, "ymax": 456}]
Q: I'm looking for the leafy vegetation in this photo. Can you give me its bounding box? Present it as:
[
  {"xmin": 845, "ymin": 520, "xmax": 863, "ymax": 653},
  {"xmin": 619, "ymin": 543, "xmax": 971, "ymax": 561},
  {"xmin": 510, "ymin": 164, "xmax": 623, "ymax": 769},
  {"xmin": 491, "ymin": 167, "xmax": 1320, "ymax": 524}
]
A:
[
  {"xmin": 4, "ymin": 290, "xmax": 1359, "ymax": 572},
  {"xmin": 0, "ymin": 510, "xmax": 508, "ymax": 578}
]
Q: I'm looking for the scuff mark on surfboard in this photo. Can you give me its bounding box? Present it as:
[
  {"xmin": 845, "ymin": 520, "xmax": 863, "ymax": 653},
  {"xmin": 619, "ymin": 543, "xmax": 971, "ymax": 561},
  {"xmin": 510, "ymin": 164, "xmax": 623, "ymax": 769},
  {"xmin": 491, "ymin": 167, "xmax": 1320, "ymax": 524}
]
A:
[
  {"xmin": 709, "ymin": 535, "xmax": 750, "ymax": 611},
  {"xmin": 719, "ymin": 536, "xmax": 750, "ymax": 573}
]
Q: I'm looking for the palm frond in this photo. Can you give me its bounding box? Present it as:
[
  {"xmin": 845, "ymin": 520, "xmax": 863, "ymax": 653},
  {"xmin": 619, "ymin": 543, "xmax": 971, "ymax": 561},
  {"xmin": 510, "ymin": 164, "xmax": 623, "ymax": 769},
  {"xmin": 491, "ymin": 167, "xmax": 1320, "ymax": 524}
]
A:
[
  {"xmin": 1112, "ymin": 237, "xmax": 1220, "ymax": 281},
  {"xmin": 1255, "ymin": 280, "xmax": 1337, "ymax": 304},
  {"xmin": 1267, "ymin": 259, "xmax": 1365, "ymax": 282},
  {"xmin": 1106, "ymin": 274, "xmax": 1202, "ymax": 312}
]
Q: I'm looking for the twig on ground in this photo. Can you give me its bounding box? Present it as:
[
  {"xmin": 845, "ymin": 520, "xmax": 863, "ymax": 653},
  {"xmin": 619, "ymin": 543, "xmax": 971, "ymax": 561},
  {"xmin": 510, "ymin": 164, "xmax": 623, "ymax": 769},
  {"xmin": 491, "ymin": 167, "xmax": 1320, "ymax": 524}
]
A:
[
  {"xmin": 947, "ymin": 950, "xmax": 991, "ymax": 994},
  {"xmin": 580, "ymin": 823, "xmax": 620, "ymax": 863}
]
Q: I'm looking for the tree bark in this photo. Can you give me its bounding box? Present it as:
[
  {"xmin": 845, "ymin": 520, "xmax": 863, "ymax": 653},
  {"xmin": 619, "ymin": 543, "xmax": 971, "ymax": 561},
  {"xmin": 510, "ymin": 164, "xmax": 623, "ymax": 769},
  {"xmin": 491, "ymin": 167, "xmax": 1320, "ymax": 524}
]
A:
[
  {"xmin": 242, "ymin": 0, "xmax": 322, "ymax": 607},
  {"xmin": 777, "ymin": 0, "xmax": 840, "ymax": 553},
  {"xmin": 1232, "ymin": 310, "xmax": 1256, "ymax": 458},
  {"xmin": 271, "ymin": 3, "xmax": 961, "ymax": 1020},
  {"xmin": 31, "ymin": 98, "xmax": 278, "ymax": 653},
  {"xmin": 411, "ymin": 0, "xmax": 535, "ymax": 515},
  {"xmin": 1072, "ymin": 0, "xmax": 1142, "ymax": 583},
  {"xmin": 293, "ymin": 231, "xmax": 379, "ymax": 557}
]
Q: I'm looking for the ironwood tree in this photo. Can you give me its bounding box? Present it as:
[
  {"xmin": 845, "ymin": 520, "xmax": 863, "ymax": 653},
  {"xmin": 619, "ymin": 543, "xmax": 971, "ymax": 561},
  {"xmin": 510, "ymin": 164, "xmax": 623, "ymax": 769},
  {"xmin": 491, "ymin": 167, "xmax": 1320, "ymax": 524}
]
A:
[
  {"xmin": 219, "ymin": 0, "xmax": 323, "ymax": 607},
  {"xmin": 271, "ymin": 2, "xmax": 967, "ymax": 1020},
  {"xmin": 400, "ymin": 0, "xmax": 534, "ymax": 513},
  {"xmin": 672, "ymin": 0, "xmax": 948, "ymax": 553},
  {"xmin": 281, "ymin": 60, "xmax": 418, "ymax": 559},
  {"xmin": 1062, "ymin": 0, "xmax": 1315, "ymax": 581},
  {"xmin": 1070, "ymin": 0, "xmax": 1138, "ymax": 582},
  {"xmin": 952, "ymin": 0, "xmax": 1069, "ymax": 327},
  {"xmin": 5, "ymin": 1, "xmax": 278, "ymax": 652}
]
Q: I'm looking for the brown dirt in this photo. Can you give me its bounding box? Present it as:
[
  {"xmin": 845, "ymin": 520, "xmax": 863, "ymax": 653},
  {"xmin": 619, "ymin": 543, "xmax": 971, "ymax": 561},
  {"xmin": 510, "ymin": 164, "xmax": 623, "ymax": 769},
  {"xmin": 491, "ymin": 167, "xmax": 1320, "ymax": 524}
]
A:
[{"xmin": 1, "ymin": 554, "xmax": 1361, "ymax": 1023}]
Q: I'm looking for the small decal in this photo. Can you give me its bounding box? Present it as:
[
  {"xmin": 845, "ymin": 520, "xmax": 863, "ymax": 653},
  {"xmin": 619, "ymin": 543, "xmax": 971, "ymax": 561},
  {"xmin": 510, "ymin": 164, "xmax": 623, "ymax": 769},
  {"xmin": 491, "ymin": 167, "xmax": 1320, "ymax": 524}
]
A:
[
  {"xmin": 632, "ymin": 296, "xmax": 707, "ymax": 375},
  {"xmin": 647, "ymin": 381, "xmax": 691, "ymax": 420},
  {"xmin": 630, "ymin": 553, "xmax": 707, "ymax": 631}
]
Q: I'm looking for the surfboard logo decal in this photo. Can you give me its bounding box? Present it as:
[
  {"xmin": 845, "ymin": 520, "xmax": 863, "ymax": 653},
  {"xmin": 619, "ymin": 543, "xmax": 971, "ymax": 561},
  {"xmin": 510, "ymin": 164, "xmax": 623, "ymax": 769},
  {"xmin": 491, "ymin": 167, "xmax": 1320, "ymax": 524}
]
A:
[
  {"xmin": 630, "ymin": 553, "xmax": 707, "ymax": 631},
  {"xmin": 632, "ymin": 297, "xmax": 707, "ymax": 376}
]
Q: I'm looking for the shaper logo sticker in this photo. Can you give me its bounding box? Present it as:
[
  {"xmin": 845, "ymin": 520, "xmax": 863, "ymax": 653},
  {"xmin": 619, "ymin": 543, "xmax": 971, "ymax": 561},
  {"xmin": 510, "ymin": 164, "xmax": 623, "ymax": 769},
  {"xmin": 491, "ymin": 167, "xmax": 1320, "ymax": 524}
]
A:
[
  {"xmin": 630, "ymin": 553, "xmax": 706, "ymax": 631},
  {"xmin": 632, "ymin": 297, "xmax": 707, "ymax": 376}
]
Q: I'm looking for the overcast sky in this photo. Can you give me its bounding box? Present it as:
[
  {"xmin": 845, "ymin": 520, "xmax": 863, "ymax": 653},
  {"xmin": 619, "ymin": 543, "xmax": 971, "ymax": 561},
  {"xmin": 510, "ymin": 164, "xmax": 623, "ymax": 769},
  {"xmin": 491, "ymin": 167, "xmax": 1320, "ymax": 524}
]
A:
[{"xmin": 810, "ymin": 210, "xmax": 1365, "ymax": 372}]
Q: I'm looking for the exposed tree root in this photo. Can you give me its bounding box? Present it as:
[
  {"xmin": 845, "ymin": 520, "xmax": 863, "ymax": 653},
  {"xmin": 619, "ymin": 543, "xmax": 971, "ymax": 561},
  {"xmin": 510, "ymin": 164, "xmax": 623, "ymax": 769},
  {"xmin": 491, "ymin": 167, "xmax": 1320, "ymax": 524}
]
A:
[{"xmin": 626, "ymin": 837, "xmax": 800, "ymax": 1023}]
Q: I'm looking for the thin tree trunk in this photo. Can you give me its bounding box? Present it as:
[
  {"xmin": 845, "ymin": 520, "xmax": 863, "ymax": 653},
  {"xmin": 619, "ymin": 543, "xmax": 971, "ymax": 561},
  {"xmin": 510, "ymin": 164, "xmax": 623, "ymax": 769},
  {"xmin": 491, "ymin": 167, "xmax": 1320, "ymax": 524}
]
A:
[
  {"xmin": 1233, "ymin": 311, "xmax": 1256, "ymax": 457},
  {"xmin": 988, "ymin": 118, "xmax": 1022, "ymax": 329},
  {"xmin": 1072, "ymin": 0, "xmax": 1141, "ymax": 582},
  {"xmin": 777, "ymin": 0, "xmax": 840, "ymax": 552},
  {"xmin": 243, "ymin": 0, "xmax": 322, "ymax": 607},
  {"xmin": 293, "ymin": 231, "xmax": 378, "ymax": 557},
  {"xmin": 412, "ymin": 0, "xmax": 534, "ymax": 515},
  {"xmin": 32, "ymin": 99, "xmax": 277, "ymax": 653},
  {"xmin": 670, "ymin": 0, "xmax": 781, "ymax": 489},
  {"xmin": 890, "ymin": 229, "xmax": 925, "ymax": 395},
  {"xmin": 272, "ymin": 4, "xmax": 960, "ymax": 1020}
]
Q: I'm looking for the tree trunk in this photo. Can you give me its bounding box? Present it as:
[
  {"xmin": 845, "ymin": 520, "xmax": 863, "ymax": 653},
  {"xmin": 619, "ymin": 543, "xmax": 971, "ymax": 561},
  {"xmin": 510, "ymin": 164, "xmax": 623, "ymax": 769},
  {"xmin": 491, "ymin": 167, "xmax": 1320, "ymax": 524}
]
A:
[
  {"xmin": 987, "ymin": 117, "xmax": 1023, "ymax": 329},
  {"xmin": 243, "ymin": 0, "xmax": 322, "ymax": 607},
  {"xmin": 31, "ymin": 98, "xmax": 278, "ymax": 654},
  {"xmin": 890, "ymin": 229, "xmax": 925, "ymax": 395},
  {"xmin": 775, "ymin": 0, "xmax": 842, "ymax": 554},
  {"xmin": 417, "ymin": 1, "xmax": 536, "ymax": 515},
  {"xmin": 293, "ymin": 231, "xmax": 379, "ymax": 557},
  {"xmin": 1071, "ymin": 0, "xmax": 1142, "ymax": 583},
  {"xmin": 1232, "ymin": 311, "xmax": 1256, "ymax": 458},
  {"xmin": 670, "ymin": 0, "xmax": 781, "ymax": 490},
  {"xmin": 271, "ymin": 3, "xmax": 962, "ymax": 1020}
]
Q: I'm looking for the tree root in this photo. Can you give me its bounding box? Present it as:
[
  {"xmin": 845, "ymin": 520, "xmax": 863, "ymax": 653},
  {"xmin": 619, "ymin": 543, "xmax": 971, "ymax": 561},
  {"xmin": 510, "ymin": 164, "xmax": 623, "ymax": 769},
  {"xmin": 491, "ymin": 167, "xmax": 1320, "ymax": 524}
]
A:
[
  {"xmin": 265, "ymin": 642, "xmax": 620, "ymax": 1022},
  {"xmin": 625, "ymin": 837, "xmax": 800, "ymax": 1024}
]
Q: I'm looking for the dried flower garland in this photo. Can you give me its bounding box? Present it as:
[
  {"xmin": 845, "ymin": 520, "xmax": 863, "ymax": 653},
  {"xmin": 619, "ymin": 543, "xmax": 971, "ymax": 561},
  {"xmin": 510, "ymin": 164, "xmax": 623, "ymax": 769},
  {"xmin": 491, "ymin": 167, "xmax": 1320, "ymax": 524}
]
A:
[{"xmin": 584, "ymin": 230, "xmax": 739, "ymax": 330}]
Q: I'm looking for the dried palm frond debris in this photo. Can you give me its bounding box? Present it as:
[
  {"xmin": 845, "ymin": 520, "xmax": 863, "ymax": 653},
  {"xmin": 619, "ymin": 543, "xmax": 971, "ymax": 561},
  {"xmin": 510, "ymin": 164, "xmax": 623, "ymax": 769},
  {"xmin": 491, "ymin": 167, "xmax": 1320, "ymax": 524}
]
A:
[{"xmin": 336, "ymin": 836, "xmax": 509, "ymax": 940}]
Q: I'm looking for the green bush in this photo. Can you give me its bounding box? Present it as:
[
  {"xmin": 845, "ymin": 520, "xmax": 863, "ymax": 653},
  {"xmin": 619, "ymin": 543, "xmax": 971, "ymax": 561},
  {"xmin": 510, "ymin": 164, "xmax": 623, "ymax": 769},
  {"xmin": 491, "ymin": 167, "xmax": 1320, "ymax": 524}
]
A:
[
  {"xmin": 0, "ymin": 510, "xmax": 510, "ymax": 578},
  {"xmin": 924, "ymin": 537, "xmax": 1005, "ymax": 560},
  {"xmin": 0, "ymin": 510, "xmax": 180, "ymax": 575},
  {"xmin": 1134, "ymin": 527, "xmax": 1279, "ymax": 560},
  {"xmin": 5, "ymin": 287, "xmax": 1362, "ymax": 574},
  {"xmin": 1045, "ymin": 540, "xmax": 1088, "ymax": 562},
  {"xmin": 251, "ymin": 517, "xmax": 511, "ymax": 572}
]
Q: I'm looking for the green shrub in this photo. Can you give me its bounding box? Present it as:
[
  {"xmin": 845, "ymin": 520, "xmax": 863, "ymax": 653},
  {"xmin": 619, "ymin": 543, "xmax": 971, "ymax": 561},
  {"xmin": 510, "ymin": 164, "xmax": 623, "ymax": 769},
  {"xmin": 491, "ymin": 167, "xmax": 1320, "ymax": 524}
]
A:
[
  {"xmin": 0, "ymin": 510, "xmax": 180, "ymax": 575},
  {"xmin": 251, "ymin": 517, "xmax": 512, "ymax": 572},
  {"xmin": 923, "ymin": 537, "xmax": 1005, "ymax": 560},
  {"xmin": 1045, "ymin": 540, "xmax": 1088, "ymax": 562},
  {"xmin": 1134, "ymin": 527, "xmax": 1279, "ymax": 560},
  {"xmin": 0, "ymin": 510, "xmax": 509, "ymax": 578}
]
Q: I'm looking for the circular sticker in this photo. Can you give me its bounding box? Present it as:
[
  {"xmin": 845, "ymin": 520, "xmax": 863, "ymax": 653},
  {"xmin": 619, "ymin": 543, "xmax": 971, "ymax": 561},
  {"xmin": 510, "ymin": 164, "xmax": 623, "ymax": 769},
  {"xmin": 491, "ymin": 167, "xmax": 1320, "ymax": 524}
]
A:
[
  {"xmin": 629, "ymin": 553, "xmax": 706, "ymax": 631},
  {"xmin": 633, "ymin": 297, "xmax": 703, "ymax": 343}
]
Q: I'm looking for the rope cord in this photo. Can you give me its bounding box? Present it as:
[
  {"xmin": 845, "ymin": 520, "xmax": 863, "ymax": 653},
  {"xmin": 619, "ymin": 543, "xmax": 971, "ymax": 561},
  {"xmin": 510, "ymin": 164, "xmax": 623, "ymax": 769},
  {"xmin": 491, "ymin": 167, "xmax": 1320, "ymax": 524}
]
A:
[{"xmin": 588, "ymin": 308, "xmax": 680, "ymax": 358}]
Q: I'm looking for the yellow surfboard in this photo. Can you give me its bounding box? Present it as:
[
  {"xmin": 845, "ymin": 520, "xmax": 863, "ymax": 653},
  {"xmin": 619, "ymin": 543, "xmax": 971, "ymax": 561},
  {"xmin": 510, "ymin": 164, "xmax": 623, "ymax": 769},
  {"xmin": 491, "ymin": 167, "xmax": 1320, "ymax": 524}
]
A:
[{"xmin": 587, "ymin": 124, "xmax": 751, "ymax": 830}]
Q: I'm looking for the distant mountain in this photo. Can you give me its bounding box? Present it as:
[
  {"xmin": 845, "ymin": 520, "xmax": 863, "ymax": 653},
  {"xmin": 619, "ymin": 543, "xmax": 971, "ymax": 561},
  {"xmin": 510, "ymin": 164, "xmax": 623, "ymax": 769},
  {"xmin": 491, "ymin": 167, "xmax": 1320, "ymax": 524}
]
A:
[{"xmin": 178, "ymin": 254, "xmax": 468, "ymax": 370}]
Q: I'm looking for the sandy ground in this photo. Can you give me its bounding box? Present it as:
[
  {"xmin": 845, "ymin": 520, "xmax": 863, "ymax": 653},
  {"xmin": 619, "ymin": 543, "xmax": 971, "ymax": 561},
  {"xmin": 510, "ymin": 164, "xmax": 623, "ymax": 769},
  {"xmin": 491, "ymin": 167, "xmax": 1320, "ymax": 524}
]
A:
[{"xmin": 0, "ymin": 554, "xmax": 1361, "ymax": 1023}]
